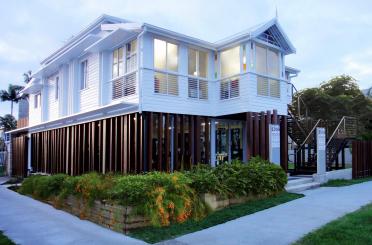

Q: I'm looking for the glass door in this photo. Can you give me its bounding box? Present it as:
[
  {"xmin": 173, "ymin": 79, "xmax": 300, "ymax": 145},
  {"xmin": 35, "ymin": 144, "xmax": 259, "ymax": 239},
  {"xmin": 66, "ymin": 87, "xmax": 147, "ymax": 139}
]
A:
[{"xmin": 215, "ymin": 120, "xmax": 243, "ymax": 165}]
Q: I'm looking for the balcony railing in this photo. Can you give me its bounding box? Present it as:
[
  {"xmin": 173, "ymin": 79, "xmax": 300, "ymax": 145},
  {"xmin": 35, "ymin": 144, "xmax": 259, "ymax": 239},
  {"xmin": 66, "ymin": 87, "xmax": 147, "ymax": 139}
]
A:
[{"xmin": 112, "ymin": 71, "xmax": 137, "ymax": 100}]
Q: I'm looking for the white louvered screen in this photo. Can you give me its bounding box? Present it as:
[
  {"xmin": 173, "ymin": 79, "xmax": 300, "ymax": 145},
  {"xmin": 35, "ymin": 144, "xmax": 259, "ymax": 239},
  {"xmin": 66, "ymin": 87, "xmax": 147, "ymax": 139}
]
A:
[
  {"xmin": 154, "ymin": 72, "xmax": 178, "ymax": 95},
  {"xmin": 168, "ymin": 74, "xmax": 179, "ymax": 95},
  {"xmin": 199, "ymin": 80, "xmax": 208, "ymax": 99},
  {"xmin": 257, "ymin": 75, "xmax": 280, "ymax": 98},
  {"xmin": 188, "ymin": 78, "xmax": 208, "ymax": 100},
  {"xmin": 112, "ymin": 72, "xmax": 137, "ymax": 100},
  {"xmin": 220, "ymin": 77, "xmax": 239, "ymax": 100},
  {"xmin": 220, "ymin": 80, "xmax": 229, "ymax": 100},
  {"xmin": 154, "ymin": 72, "xmax": 167, "ymax": 94},
  {"xmin": 269, "ymin": 79, "xmax": 280, "ymax": 98},
  {"xmin": 257, "ymin": 76, "xmax": 269, "ymax": 96},
  {"xmin": 188, "ymin": 78, "xmax": 198, "ymax": 98},
  {"xmin": 230, "ymin": 77, "xmax": 239, "ymax": 98}
]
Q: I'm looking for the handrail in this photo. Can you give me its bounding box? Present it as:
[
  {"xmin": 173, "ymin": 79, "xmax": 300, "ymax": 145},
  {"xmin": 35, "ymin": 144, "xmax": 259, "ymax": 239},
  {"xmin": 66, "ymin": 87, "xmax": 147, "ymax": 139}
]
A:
[
  {"xmin": 290, "ymin": 83, "xmax": 309, "ymax": 120},
  {"xmin": 300, "ymin": 119, "xmax": 322, "ymax": 148},
  {"xmin": 326, "ymin": 116, "xmax": 356, "ymax": 146},
  {"xmin": 288, "ymin": 109, "xmax": 308, "ymax": 137}
]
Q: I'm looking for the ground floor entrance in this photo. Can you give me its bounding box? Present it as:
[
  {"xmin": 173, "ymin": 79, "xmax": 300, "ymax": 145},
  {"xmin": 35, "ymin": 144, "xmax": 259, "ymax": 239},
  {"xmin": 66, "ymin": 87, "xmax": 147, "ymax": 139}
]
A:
[{"xmin": 215, "ymin": 120, "xmax": 245, "ymax": 165}]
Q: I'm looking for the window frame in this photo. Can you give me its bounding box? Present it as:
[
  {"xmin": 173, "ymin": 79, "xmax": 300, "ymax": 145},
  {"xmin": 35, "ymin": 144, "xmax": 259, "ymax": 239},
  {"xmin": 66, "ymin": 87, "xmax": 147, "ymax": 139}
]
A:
[
  {"xmin": 255, "ymin": 44, "xmax": 281, "ymax": 98},
  {"xmin": 34, "ymin": 93, "xmax": 41, "ymax": 109},
  {"xmin": 153, "ymin": 38, "xmax": 179, "ymax": 72},
  {"xmin": 188, "ymin": 48, "xmax": 208, "ymax": 78},
  {"xmin": 80, "ymin": 60, "xmax": 88, "ymax": 90},
  {"xmin": 55, "ymin": 76, "xmax": 59, "ymax": 100},
  {"xmin": 220, "ymin": 46, "xmax": 240, "ymax": 78}
]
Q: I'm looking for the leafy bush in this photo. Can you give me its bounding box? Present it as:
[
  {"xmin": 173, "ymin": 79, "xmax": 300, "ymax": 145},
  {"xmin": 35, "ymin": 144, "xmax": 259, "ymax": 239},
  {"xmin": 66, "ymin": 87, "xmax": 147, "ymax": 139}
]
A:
[
  {"xmin": 19, "ymin": 174, "xmax": 69, "ymax": 199},
  {"xmin": 187, "ymin": 157, "xmax": 287, "ymax": 198}
]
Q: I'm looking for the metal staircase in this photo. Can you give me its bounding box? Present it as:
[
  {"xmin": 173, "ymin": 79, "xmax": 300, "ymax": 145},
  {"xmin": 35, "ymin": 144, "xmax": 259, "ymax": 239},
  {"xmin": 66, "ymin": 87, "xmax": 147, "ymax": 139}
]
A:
[{"xmin": 287, "ymin": 85, "xmax": 357, "ymax": 175}]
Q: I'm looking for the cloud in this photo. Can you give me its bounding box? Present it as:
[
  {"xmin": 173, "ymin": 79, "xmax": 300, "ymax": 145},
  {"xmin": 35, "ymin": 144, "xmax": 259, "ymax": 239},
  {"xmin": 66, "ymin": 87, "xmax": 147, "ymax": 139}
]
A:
[{"xmin": 342, "ymin": 50, "xmax": 372, "ymax": 88}]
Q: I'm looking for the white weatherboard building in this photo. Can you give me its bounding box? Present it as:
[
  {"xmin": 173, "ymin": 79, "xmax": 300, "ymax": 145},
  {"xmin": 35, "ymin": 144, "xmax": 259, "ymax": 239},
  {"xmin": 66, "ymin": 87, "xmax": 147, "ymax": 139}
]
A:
[{"xmin": 10, "ymin": 14, "xmax": 299, "ymax": 176}]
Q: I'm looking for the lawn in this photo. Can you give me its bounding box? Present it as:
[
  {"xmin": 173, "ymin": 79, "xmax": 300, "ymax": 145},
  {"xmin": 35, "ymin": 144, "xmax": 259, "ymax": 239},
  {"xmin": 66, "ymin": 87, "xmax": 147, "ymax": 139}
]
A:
[
  {"xmin": 322, "ymin": 177, "xmax": 372, "ymax": 187},
  {"xmin": 128, "ymin": 192, "xmax": 303, "ymax": 243},
  {"xmin": 295, "ymin": 203, "xmax": 372, "ymax": 245},
  {"xmin": 0, "ymin": 231, "xmax": 15, "ymax": 245}
]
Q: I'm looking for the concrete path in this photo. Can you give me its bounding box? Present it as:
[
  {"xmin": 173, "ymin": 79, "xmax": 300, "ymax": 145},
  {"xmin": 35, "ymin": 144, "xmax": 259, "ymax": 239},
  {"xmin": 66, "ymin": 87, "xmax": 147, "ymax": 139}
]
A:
[
  {"xmin": 168, "ymin": 181, "xmax": 372, "ymax": 245},
  {"xmin": 1, "ymin": 181, "xmax": 372, "ymax": 245},
  {"xmin": 0, "ymin": 184, "xmax": 146, "ymax": 245}
]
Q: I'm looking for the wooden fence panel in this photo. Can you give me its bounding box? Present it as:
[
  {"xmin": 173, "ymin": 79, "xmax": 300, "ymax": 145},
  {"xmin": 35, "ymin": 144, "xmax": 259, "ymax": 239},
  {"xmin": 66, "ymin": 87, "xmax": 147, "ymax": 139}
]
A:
[
  {"xmin": 352, "ymin": 140, "xmax": 372, "ymax": 178},
  {"xmin": 11, "ymin": 135, "xmax": 28, "ymax": 177}
]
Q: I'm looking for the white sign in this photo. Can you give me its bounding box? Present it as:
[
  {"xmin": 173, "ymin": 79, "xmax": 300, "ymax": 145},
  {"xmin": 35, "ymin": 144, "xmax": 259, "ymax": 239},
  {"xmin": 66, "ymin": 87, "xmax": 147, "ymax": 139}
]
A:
[
  {"xmin": 269, "ymin": 124, "xmax": 281, "ymax": 165},
  {"xmin": 317, "ymin": 128, "xmax": 326, "ymax": 151},
  {"xmin": 270, "ymin": 124, "xmax": 280, "ymax": 148}
]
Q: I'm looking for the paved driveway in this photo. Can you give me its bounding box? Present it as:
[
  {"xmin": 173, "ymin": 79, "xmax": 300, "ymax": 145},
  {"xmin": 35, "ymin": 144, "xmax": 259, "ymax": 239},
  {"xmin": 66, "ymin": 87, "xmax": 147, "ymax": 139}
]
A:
[{"xmin": 0, "ymin": 182, "xmax": 146, "ymax": 245}]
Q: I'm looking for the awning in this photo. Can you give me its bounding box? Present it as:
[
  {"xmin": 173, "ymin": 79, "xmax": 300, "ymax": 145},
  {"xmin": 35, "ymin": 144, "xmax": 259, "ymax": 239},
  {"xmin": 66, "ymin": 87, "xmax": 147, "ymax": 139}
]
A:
[{"xmin": 85, "ymin": 28, "xmax": 138, "ymax": 53}]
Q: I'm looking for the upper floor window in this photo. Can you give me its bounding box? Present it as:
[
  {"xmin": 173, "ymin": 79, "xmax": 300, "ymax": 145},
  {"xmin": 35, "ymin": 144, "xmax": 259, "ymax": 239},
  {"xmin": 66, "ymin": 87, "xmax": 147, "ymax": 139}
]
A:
[
  {"xmin": 154, "ymin": 38, "xmax": 178, "ymax": 72},
  {"xmin": 188, "ymin": 49, "xmax": 208, "ymax": 99},
  {"xmin": 220, "ymin": 46, "xmax": 240, "ymax": 78},
  {"xmin": 188, "ymin": 49, "xmax": 208, "ymax": 78},
  {"xmin": 55, "ymin": 76, "xmax": 59, "ymax": 100},
  {"xmin": 154, "ymin": 39, "xmax": 179, "ymax": 95},
  {"xmin": 126, "ymin": 39, "xmax": 137, "ymax": 73},
  {"xmin": 256, "ymin": 45, "xmax": 280, "ymax": 98},
  {"xmin": 80, "ymin": 60, "xmax": 88, "ymax": 90},
  {"xmin": 34, "ymin": 93, "xmax": 41, "ymax": 108},
  {"xmin": 112, "ymin": 47, "xmax": 123, "ymax": 78}
]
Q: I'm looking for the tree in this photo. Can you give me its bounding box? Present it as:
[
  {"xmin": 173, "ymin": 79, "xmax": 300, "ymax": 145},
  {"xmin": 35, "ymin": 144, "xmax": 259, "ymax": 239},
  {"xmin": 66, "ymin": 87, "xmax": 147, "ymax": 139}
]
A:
[
  {"xmin": 293, "ymin": 75, "xmax": 372, "ymax": 135},
  {"xmin": 23, "ymin": 70, "xmax": 32, "ymax": 84},
  {"xmin": 0, "ymin": 114, "xmax": 17, "ymax": 131},
  {"xmin": 0, "ymin": 84, "xmax": 25, "ymax": 116}
]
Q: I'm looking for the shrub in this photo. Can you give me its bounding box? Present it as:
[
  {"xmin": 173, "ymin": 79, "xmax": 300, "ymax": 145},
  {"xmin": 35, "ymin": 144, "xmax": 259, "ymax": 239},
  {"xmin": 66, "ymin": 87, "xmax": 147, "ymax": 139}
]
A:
[{"xmin": 19, "ymin": 174, "xmax": 69, "ymax": 199}]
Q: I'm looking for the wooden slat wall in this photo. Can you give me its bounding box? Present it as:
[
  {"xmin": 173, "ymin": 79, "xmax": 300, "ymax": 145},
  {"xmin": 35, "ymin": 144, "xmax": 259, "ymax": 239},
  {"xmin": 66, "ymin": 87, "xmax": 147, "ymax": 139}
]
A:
[
  {"xmin": 29, "ymin": 110, "xmax": 289, "ymax": 176},
  {"xmin": 352, "ymin": 140, "xmax": 372, "ymax": 179},
  {"xmin": 11, "ymin": 135, "xmax": 28, "ymax": 177}
]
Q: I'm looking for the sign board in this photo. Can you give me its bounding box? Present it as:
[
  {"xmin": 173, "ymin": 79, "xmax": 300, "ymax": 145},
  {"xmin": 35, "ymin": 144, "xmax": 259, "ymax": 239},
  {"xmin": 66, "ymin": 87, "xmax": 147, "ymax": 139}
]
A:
[
  {"xmin": 317, "ymin": 128, "xmax": 326, "ymax": 151},
  {"xmin": 269, "ymin": 124, "xmax": 281, "ymax": 165},
  {"xmin": 316, "ymin": 127, "xmax": 326, "ymax": 175}
]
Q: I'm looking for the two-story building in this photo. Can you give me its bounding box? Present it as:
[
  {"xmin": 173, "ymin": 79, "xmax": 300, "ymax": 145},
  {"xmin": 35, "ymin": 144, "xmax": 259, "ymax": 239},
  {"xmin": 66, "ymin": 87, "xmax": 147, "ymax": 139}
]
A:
[{"xmin": 9, "ymin": 14, "xmax": 299, "ymax": 176}]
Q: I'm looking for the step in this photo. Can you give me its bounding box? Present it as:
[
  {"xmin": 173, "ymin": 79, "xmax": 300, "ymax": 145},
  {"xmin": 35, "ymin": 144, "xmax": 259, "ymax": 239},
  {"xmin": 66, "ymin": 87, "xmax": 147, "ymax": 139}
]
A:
[
  {"xmin": 285, "ymin": 177, "xmax": 313, "ymax": 188},
  {"xmin": 285, "ymin": 181, "xmax": 320, "ymax": 193}
]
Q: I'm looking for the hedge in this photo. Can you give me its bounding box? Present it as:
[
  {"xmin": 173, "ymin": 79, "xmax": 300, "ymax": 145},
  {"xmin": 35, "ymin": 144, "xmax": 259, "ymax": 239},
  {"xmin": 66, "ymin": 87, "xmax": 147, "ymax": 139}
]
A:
[{"xmin": 19, "ymin": 157, "xmax": 287, "ymax": 227}]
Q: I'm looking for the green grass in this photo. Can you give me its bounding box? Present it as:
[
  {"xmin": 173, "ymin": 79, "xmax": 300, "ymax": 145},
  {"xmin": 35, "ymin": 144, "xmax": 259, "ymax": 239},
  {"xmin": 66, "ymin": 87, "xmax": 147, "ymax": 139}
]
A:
[
  {"xmin": 0, "ymin": 231, "xmax": 15, "ymax": 245},
  {"xmin": 322, "ymin": 177, "xmax": 372, "ymax": 187},
  {"xmin": 128, "ymin": 192, "xmax": 303, "ymax": 243},
  {"xmin": 295, "ymin": 203, "xmax": 372, "ymax": 245}
]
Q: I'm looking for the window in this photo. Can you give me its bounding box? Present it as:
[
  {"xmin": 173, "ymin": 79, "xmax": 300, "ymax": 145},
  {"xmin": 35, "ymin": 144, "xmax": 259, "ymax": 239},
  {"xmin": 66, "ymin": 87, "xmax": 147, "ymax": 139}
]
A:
[
  {"xmin": 55, "ymin": 76, "xmax": 59, "ymax": 100},
  {"xmin": 112, "ymin": 47, "xmax": 123, "ymax": 78},
  {"xmin": 34, "ymin": 93, "xmax": 41, "ymax": 108},
  {"xmin": 154, "ymin": 39, "xmax": 179, "ymax": 95},
  {"xmin": 80, "ymin": 60, "xmax": 88, "ymax": 90},
  {"xmin": 154, "ymin": 39, "xmax": 178, "ymax": 71},
  {"xmin": 220, "ymin": 46, "xmax": 240, "ymax": 78},
  {"xmin": 126, "ymin": 39, "xmax": 137, "ymax": 73},
  {"xmin": 256, "ymin": 45, "xmax": 280, "ymax": 98},
  {"xmin": 188, "ymin": 48, "xmax": 208, "ymax": 99},
  {"xmin": 188, "ymin": 49, "xmax": 208, "ymax": 78},
  {"xmin": 220, "ymin": 77, "xmax": 239, "ymax": 100}
]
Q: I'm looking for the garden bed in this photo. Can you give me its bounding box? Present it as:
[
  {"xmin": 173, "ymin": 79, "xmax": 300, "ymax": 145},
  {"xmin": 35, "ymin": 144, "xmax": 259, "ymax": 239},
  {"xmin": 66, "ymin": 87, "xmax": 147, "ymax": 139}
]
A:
[{"xmin": 17, "ymin": 157, "xmax": 290, "ymax": 239}]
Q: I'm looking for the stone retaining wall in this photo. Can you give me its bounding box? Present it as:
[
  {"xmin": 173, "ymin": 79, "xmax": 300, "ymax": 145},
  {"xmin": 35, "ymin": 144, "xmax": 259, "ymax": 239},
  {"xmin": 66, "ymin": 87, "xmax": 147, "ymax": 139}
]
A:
[{"xmin": 52, "ymin": 196, "xmax": 150, "ymax": 233}]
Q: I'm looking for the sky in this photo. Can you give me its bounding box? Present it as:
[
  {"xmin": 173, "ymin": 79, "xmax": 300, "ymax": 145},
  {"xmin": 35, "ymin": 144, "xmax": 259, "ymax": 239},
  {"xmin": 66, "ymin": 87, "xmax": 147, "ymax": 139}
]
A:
[{"xmin": 1, "ymin": 0, "xmax": 372, "ymax": 116}]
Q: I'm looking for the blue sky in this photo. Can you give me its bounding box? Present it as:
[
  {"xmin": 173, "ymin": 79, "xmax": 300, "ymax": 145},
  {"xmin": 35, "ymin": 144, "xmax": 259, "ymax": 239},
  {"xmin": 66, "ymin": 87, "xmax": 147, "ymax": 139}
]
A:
[{"xmin": 1, "ymin": 0, "xmax": 372, "ymax": 116}]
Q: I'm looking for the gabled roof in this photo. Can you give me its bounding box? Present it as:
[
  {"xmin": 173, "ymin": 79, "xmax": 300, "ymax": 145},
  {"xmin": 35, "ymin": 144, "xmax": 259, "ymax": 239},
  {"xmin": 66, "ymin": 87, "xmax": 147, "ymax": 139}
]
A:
[
  {"xmin": 215, "ymin": 18, "xmax": 296, "ymax": 54},
  {"xmin": 40, "ymin": 14, "xmax": 129, "ymax": 65}
]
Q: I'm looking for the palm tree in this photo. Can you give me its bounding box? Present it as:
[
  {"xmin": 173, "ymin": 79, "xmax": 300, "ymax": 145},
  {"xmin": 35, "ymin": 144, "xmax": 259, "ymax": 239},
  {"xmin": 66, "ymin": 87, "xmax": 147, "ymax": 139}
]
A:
[
  {"xmin": 23, "ymin": 70, "xmax": 32, "ymax": 84},
  {"xmin": 0, "ymin": 114, "xmax": 16, "ymax": 131},
  {"xmin": 0, "ymin": 84, "xmax": 25, "ymax": 116}
]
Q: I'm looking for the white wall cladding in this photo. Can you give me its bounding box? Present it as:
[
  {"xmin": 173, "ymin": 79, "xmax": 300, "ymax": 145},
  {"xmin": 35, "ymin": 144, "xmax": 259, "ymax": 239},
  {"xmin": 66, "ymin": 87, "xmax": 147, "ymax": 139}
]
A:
[
  {"xmin": 80, "ymin": 53, "xmax": 100, "ymax": 112},
  {"xmin": 46, "ymin": 73, "xmax": 59, "ymax": 121},
  {"xmin": 29, "ymin": 94, "xmax": 41, "ymax": 126}
]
